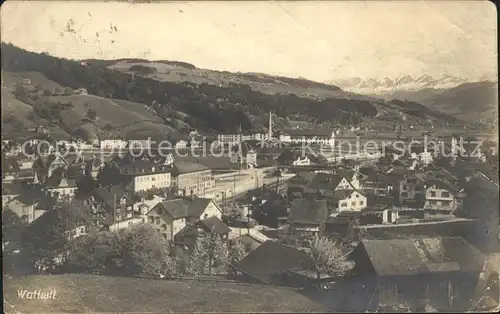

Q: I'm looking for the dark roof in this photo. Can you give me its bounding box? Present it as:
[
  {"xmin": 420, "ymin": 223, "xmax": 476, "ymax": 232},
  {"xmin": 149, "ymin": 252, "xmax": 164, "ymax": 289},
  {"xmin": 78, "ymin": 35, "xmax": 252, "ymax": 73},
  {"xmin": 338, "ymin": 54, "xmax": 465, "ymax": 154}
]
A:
[
  {"xmin": 293, "ymin": 172, "xmax": 317, "ymax": 185},
  {"xmin": 308, "ymin": 173, "xmax": 344, "ymax": 191},
  {"xmin": 45, "ymin": 167, "xmax": 77, "ymax": 188},
  {"xmin": 288, "ymin": 199, "xmax": 328, "ymax": 225},
  {"xmin": 172, "ymin": 161, "xmax": 210, "ymax": 175},
  {"xmin": 2, "ymin": 181, "xmax": 25, "ymax": 196},
  {"xmin": 10, "ymin": 186, "xmax": 51, "ymax": 206},
  {"xmin": 358, "ymin": 237, "xmax": 485, "ymax": 276},
  {"xmin": 151, "ymin": 197, "xmax": 214, "ymax": 220},
  {"xmin": 233, "ymin": 240, "xmax": 312, "ymax": 284},
  {"xmin": 93, "ymin": 185, "xmax": 132, "ymax": 209},
  {"xmin": 199, "ymin": 216, "xmax": 231, "ymax": 234}
]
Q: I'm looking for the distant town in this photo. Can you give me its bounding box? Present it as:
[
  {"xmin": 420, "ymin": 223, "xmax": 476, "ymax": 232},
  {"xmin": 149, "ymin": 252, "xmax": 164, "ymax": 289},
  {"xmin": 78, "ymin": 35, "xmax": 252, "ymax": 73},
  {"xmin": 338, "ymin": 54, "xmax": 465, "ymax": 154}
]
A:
[{"xmin": 2, "ymin": 109, "xmax": 500, "ymax": 312}]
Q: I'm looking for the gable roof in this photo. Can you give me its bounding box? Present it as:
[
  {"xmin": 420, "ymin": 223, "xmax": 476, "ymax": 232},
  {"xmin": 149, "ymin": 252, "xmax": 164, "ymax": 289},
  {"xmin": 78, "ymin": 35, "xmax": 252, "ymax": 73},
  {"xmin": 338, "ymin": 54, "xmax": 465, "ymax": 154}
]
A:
[
  {"xmin": 288, "ymin": 199, "xmax": 328, "ymax": 225},
  {"xmin": 150, "ymin": 197, "xmax": 214, "ymax": 220},
  {"xmin": 232, "ymin": 240, "xmax": 312, "ymax": 284},
  {"xmin": 199, "ymin": 216, "xmax": 231, "ymax": 234},
  {"xmin": 358, "ymin": 237, "xmax": 485, "ymax": 276},
  {"xmin": 93, "ymin": 185, "xmax": 132, "ymax": 209},
  {"xmin": 172, "ymin": 161, "xmax": 210, "ymax": 175},
  {"xmin": 308, "ymin": 173, "xmax": 344, "ymax": 191},
  {"xmin": 45, "ymin": 167, "xmax": 77, "ymax": 188}
]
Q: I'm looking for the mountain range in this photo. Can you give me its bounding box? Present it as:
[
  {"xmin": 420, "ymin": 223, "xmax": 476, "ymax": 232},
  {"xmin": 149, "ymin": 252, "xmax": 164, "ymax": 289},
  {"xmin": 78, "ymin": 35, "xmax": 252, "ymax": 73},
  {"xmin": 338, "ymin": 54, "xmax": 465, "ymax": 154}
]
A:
[
  {"xmin": 329, "ymin": 74, "xmax": 498, "ymax": 127},
  {"xmin": 1, "ymin": 43, "xmax": 473, "ymax": 142},
  {"xmin": 328, "ymin": 74, "xmax": 481, "ymax": 94}
]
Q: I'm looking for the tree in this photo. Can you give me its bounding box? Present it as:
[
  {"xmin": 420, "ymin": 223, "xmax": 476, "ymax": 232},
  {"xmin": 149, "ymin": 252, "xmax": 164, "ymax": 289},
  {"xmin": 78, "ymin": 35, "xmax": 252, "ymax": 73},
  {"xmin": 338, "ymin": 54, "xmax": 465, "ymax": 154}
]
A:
[
  {"xmin": 305, "ymin": 234, "xmax": 354, "ymax": 284},
  {"xmin": 14, "ymin": 83, "xmax": 27, "ymax": 98},
  {"xmin": 21, "ymin": 200, "xmax": 92, "ymax": 272},
  {"xmin": 227, "ymin": 239, "xmax": 246, "ymax": 275},
  {"xmin": 205, "ymin": 232, "xmax": 227, "ymax": 274},
  {"xmin": 120, "ymin": 223, "xmax": 176, "ymax": 277},
  {"xmin": 186, "ymin": 238, "xmax": 207, "ymax": 276},
  {"xmin": 64, "ymin": 230, "xmax": 122, "ymax": 275},
  {"xmin": 86, "ymin": 108, "xmax": 97, "ymax": 120},
  {"xmin": 2, "ymin": 207, "xmax": 26, "ymax": 244}
]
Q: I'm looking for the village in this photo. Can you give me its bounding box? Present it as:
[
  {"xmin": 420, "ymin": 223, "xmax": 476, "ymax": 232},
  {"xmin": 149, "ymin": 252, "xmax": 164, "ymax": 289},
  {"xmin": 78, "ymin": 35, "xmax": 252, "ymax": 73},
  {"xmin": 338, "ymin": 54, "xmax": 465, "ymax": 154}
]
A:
[{"xmin": 2, "ymin": 116, "xmax": 500, "ymax": 312}]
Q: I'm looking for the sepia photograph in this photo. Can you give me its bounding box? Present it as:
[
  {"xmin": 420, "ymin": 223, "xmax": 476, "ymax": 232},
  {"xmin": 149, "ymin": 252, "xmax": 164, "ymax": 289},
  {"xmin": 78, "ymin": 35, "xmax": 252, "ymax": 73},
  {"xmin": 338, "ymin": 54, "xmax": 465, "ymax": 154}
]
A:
[{"xmin": 1, "ymin": 0, "xmax": 499, "ymax": 313}]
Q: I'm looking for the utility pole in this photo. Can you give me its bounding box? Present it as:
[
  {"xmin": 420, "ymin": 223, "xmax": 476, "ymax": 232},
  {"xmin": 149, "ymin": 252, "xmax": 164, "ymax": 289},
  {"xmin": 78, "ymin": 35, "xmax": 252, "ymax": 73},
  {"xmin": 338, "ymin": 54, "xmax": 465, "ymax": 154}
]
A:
[{"xmin": 113, "ymin": 193, "xmax": 117, "ymax": 232}]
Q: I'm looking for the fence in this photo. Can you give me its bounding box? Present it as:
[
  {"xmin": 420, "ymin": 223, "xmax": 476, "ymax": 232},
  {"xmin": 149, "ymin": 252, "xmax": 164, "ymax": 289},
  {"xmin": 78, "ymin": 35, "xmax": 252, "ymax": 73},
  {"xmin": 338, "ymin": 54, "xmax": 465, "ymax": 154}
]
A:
[{"xmin": 136, "ymin": 274, "xmax": 300, "ymax": 291}]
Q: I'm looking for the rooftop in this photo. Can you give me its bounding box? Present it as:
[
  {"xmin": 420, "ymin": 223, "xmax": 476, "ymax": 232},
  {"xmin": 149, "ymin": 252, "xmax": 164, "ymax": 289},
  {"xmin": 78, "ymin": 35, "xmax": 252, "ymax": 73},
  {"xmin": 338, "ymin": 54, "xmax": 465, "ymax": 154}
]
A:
[{"xmin": 357, "ymin": 237, "xmax": 485, "ymax": 276}]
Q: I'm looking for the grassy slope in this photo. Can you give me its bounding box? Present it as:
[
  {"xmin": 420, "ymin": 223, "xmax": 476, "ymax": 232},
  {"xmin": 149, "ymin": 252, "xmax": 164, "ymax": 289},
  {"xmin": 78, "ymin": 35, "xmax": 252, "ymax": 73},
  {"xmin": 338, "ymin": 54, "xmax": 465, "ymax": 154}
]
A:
[
  {"xmin": 3, "ymin": 274, "xmax": 324, "ymax": 313},
  {"xmin": 1, "ymin": 70, "xmax": 179, "ymax": 140},
  {"xmin": 109, "ymin": 61, "xmax": 357, "ymax": 100}
]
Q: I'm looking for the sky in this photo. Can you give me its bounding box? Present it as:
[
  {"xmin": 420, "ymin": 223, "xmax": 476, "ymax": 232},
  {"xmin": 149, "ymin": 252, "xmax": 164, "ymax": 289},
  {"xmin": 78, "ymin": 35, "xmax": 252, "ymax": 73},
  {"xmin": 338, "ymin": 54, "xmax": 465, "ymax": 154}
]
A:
[{"xmin": 1, "ymin": 1, "xmax": 497, "ymax": 82}]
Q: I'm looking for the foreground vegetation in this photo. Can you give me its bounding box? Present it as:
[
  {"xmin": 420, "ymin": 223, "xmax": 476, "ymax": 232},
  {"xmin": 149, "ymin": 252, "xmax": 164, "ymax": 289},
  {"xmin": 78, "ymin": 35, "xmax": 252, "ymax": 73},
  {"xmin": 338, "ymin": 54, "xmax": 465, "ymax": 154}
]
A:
[{"xmin": 3, "ymin": 274, "xmax": 325, "ymax": 313}]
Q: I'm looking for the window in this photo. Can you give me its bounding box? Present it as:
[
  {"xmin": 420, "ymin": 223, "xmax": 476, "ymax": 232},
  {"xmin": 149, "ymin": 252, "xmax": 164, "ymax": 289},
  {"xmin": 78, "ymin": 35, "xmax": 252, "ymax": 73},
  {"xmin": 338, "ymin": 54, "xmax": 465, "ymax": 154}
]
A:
[
  {"xmin": 401, "ymin": 192, "xmax": 408, "ymax": 197},
  {"xmin": 148, "ymin": 216, "xmax": 154, "ymax": 224},
  {"xmin": 351, "ymin": 201, "xmax": 356, "ymax": 206},
  {"xmin": 441, "ymin": 191, "xmax": 450, "ymax": 198},
  {"xmin": 341, "ymin": 202, "xmax": 347, "ymax": 207},
  {"xmin": 430, "ymin": 191, "xmax": 436, "ymax": 197},
  {"xmin": 360, "ymin": 201, "xmax": 364, "ymax": 206},
  {"xmin": 402, "ymin": 185, "xmax": 408, "ymax": 190},
  {"xmin": 355, "ymin": 194, "xmax": 359, "ymax": 198},
  {"xmin": 155, "ymin": 217, "xmax": 160, "ymax": 225},
  {"xmin": 430, "ymin": 200, "xmax": 437, "ymax": 205}
]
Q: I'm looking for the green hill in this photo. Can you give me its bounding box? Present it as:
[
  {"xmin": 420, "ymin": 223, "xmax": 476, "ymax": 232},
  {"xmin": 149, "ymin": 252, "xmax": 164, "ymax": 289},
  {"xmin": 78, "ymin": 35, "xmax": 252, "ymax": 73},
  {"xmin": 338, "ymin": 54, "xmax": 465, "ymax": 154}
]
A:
[
  {"xmin": 1, "ymin": 43, "xmax": 464, "ymax": 139},
  {"xmin": 4, "ymin": 274, "xmax": 324, "ymax": 313}
]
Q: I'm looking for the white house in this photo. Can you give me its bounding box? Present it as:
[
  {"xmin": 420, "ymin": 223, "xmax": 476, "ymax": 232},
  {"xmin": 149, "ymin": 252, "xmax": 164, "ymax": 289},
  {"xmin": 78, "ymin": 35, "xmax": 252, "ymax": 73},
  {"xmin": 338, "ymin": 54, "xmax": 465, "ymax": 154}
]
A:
[
  {"xmin": 146, "ymin": 197, "xmax": 223, "ymax": 241},
  {"xmin": 100, "ymin": 139, "xmax": 128, "ymax": 150},
  {"xmin": 293, "ymin": 156, "xmax": 311, "ymax": 166},
  {"xmin": 329, "ymin": 189, "xmax": 367, "ymax": 215}
]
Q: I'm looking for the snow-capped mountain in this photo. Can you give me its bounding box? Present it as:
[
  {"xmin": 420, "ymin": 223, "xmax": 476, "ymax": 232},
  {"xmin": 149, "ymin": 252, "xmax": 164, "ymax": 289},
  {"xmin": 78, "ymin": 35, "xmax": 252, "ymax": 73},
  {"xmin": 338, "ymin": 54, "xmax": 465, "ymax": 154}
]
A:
[{"xmin": 328, "ymin": 74, "xmax": 473, "ymax": 94}]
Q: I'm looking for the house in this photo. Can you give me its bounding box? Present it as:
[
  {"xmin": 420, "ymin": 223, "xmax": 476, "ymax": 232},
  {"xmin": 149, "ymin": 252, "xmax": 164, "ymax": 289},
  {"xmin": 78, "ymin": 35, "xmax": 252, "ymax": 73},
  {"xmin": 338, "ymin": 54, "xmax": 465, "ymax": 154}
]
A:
[
  {"xmin": 288, "ymin": 199, "xmax": 328, "ymax": 234},
  {"xmin": 174, "ymin": 216, "xmax": 231, "ymax": 251},
  {"xmin": 127, "ymin": 138, "xmax": 152, "ymax": 150},
  {"xmin": 279, "ymin": 129, "xmax": 335, "ymax": 147},
  {"xmin": 146, "ymin": 197, "xmax": 223, "ymax": 241},
  {"xmin": 327, "ymin": 189, "xmax": 368, "ymax": 215},
  {"xmin": 100, "ymin": 139, "xmax": 127, "ymax": 150},
  {"xmin": 231, "ymin": 240, "xmax": 313, "ymax": 286},
  {"xmin": 44, "ymin": 167, "xmax": 78, "ymax": 200},
  {"xmin": 362, "ymin": 172, "xmax": 398, "ymax": 197},
  {"xmin": 398, "ymin": 174, "xmax": 427, "ymax": 207},
  {"xmin": 33, "ymin": 153, "xmax": 69, "ymax": 184},
  {"xmin": 251, "ymin": 192, "xmax": 290, "ymax": 228},
  {"xmin": 287, "ymin": 171, "xmax": 317, "ymax": 196},
  {"xmin": 307, "ymin": 172, "xmax": 358, "ymax": 195},
  {"xmin": 171, "ymin": 161, "xmax": 214, "ymax": 196},
  {"xmin": 88, "ymin": 185, "xmax": 137, "ymax": 227},
  {"xmin": 278, "ymin": 150, "xmax": 311, "ymax": 167},
  {"xmin": 121, "ymin": 162, "xmax": 172, "ymax": 193},
  {"xmin": 2, "ymin": 154, "xmax": 21, "ymax": 182},
  {"xmin": 4, "ymin": 187, "xmax": 55, "ymax": 224},
  {"xmin": 74, "ymin": 88, "xmax": 88, "ymax": 95},
  {"xmin": 2, "ymin": 181, "xmax": 25, "ymax": 204},
  {"xmin": 349, "ymin": 237, "xmax": 486, "ymax": 312},
  {"xmin": 423, "ymin": 178, "xmax": 464, "ymax": 213}
]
